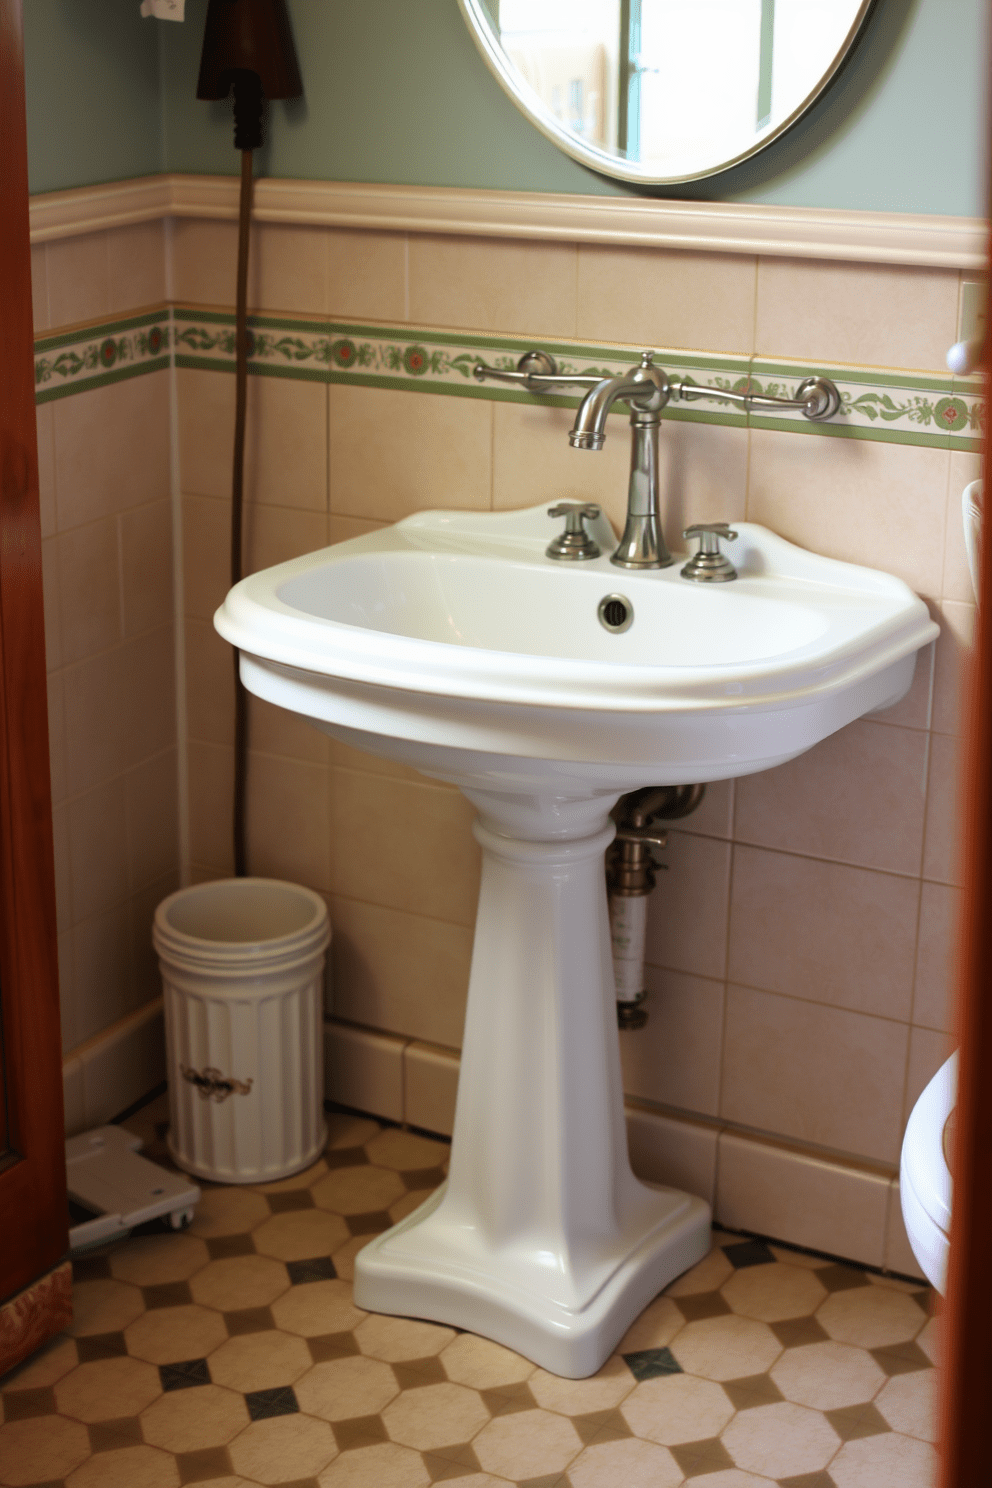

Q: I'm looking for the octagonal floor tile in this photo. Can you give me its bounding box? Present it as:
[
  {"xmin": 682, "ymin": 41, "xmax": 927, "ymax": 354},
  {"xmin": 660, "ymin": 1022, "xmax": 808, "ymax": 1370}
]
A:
[
  {"xmin": 354, "ymin": 1314, "xmax": 455, "ymax": 1363},
  {"xmin": 828, "ymin": 1430, "xmax": 939, "ymax": 1487},
  {"xmin": 721, "ymin": 1261, "xmax": 827, "ymax": 1323},
  {"xmin": 528, "ymin": 1354, "xmax": 635, "ymax": 1416},
  {"xmin": 326, "ymin": 1113, "xmax": 381, "ymax": 1150},
  {"xmin": 109, "ymin": 1232, "xmax": 210, "ymax": 1287},
  {"xmin": 71, "ymin": 1278, "xmax": 144, "ymax": 1336},
  {"xmin": 252, "ymin": 1208, "xmax": 350, "ymax": 1263},
  {"xmin": 189, "ymin": 1255, "xmax": 289, "ymax": 1312},
  {"xmin": 54, "ymin": 1354, "xmax": 162, "ymax": 1422},
  {"xmin": 1, "ymin": 1335, "xmax": 78, "ymax": 1390},
  {"xmin": 666, "ymin": 1246, "xmax": 733, "ymax": 1297},
  {"xmin": 382, "ymin": 1380, "xmax": 489, "ymax": 1450},
  {"xmin": 256, "ymin": 1158, "xmax": 328, "ymax": 1193},
  {"xmin": 669, "ymin": 1313, "xmax": 782, "ymax": 1381},
  {"xmin": 440, "ymin": 1333, "xmax": 533, "ymax": 1391},
  {"xmin": 567, "ymin": 1434, "xmax": 683, "ymax": 1488},
  {"xmin": 721, "ymin": 1400, "xmax": 840, "ymax": 1478},
  {"xmin": 124, "ymin": 1303, "xmax": 228, "ymax": 1365},
  {"xmin": 66, "ymin": 1442, "xmax": 179, "ymax": 1488},
  {"xmin": 0, "ymin": 1414, "xmax": 90, "ymax": 1486},
  {"xmin": 363, "ymin": 1130, "xmax": 449, "ymax": 1172},
  {"xmin": 875, "ymin": 1370, "xmax": 938, "ymax": 1441},
  {"xmin": 617, "ymin": 1296, "xmax": 683, "ymax": 1354},
  {"xmin": 473, "ymin": 1407, "xmax": 582, "ymax": 1479},
  {"xmin": 296, "ymin": 1355, "xmax": 400, "ymax": 1420},
  {"xmin": 208, "ymin": 1329, "xmax": 312, "ymax": 1393},
  {"xmin": 140, "ymin": 1382, "xmax": 249, "ymax": 1452},
  {"xmin": 621, "ymin": 1372, "xmax": 734, "ymax": 1444},
  {"xmin": 817, "ymin": 1285, "xmax": 928, "ymax": 1349},
  {"xmin": 187, "ymin": 1186, "xmax": 271, "ymax": 1238},
  {"xmin": 316, "ymin": 1439, "xmax": 430, "ymax": 1488},
  {"xmin": 271, "ymin": 1277, "xmax": 366, "ymax": 1337},
  {"xmin": 228, "ymin": 1413, "xmax": 338, "ymax": 1483},
  {"xmin": 770, "ymin": 1339, "xmax": 886, "ymax": 1410},
  {"xmin": 312, "ymin": 1166, "xmax": 406, "ymax": 1216}
]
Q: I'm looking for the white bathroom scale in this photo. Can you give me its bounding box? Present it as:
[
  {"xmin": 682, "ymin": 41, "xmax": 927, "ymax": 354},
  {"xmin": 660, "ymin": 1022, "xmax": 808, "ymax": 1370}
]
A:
[{"xmin": 66, "ymin": 1125, "xmax": 200, "ymax": 1252}]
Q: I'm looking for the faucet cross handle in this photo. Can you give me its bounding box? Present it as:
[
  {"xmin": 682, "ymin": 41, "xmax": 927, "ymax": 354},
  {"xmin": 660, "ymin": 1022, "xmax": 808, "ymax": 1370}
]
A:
[
  {"xmin": 546, "ymin": 502, "xmax": 602, "ymax": 561},
  {"xmin": 681, "ymin": 523, "xmax": 739, "ymax": 583}
]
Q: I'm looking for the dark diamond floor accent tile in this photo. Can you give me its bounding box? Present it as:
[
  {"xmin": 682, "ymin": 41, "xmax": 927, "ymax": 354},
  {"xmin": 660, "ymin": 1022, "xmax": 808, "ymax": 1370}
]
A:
[
  {"xmin": 401, "ymin": 1166, "xmax": 448, "ymax": 1191},
  {"xmin": 722, "ymin": 1373, "xmax": 785, "ymax": 1410},
  {"xmin": 518, "ymin": 1477, "xmax": 565, "ymax": 1488},
  {"xmin": 287, "ymin": 1256, "xmax": 337, "ymax": 1285},
  {"xmin": 779, "ymin": 1474, "xmax": 839, "ymax": 1488},
  {"xmin": 308, "ymin": 1331, "xmax": 360, "ymax": 1363},
  {"xmin": 160, "ymin": 1358, "xmax": 212, "ymax": 1392},
  {"xmin": 224, "ymin": 1306, "xmax": 275, "ymax": 1336},
  {"xmin": 870, "ymin": 1340, "xmax": 932, "ymax": 1376},
  {"xmin": 670, "ymin": 1436, "xmax": 735, "ymax": 1476},
  {"xmin": 88, "ymin": 1417, "xmax": 144, "ymax": 1453},
  {"xmin": 393, "ymin": 1356, "xmax": 447, "ymax": 1389},
  {"xmin": 622, "ymin": 1346, "xmax": 682, "ymax": 1381},
  {"xmin": 825, "ymin": 1402, "xmax": 892, "ymax": 1441},
  {"xmin": 207, "ymin": 1233, "xmax": 256, "ymax": 1260},
  {"xmin": 1, "ymin": 1387, "xmax": 56, "ymax": 1419},
  {"xmin": 268, "ymin": 1189, "xmax": 316, "ymax": 1213},
  {"xmin": 676, "ymin": 1291, "xmax": 732, "ymax": 1322},
  {"xmin": 480, "ymin": 1381, "xmax": 537, "ymax": 1416},
  {"xmin": 346, "ymin": 1210, "xmax": 393, "ymax": 1236},
  {"xmin": 246, "ymin": 1385, "xmax": 300, "ymax": 1421},
  {"xmin": 143, "ymin": 1281, "xmax": 194, "ymax": 1309},
  {"xmin": 277, "ymin": 1480, "xmax": 321, "ymax": 1488},
  {"xmin": 816, "ymin": 1263, "xmax": 871, "ymax": 1294},
  {"xmin": 424, "ymin": 1442, "xmax": 483, "ymax": 1479},
  {"xmin": 325, "ymin": 1146, "xmax": 369, "ymax": 1169},
  {"xmin": 724, "ymin": 1239, "xmax": 777, "ymax": 1270},
  {"xmin": 772, "ymin": 1316, "xmax": 830, "ymax": 1349},
  {"xmin": 333, "ymin": 1412, "xmax": 388, "ymax": 1450},
  {"xmin": 176, "ymin": 1445, "xmax": 234, "ymax": 1484},
  {"xmin": 572, "ymin": 1408, "xmax": 632, "ymax": 1444},
  {"xmin": 71, "ymin": 1253, "xmax": 112, "ymax": 1283},
  {"xmin": 75, "ymin": 1331, "xmax": 128, "ymax": 1362}
]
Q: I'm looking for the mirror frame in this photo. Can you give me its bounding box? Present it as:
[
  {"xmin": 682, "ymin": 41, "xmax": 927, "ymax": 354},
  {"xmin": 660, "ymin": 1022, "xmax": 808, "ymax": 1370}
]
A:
[{"xmin": 459, "ymin": 0, "xmax": 878, "ymax": 186}]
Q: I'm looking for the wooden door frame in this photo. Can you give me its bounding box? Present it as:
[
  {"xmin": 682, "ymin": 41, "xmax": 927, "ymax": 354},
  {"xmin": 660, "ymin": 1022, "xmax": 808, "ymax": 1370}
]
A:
[{"xmin": 0, "ymin": 0, "xmax": 69, "ymax": 1305}]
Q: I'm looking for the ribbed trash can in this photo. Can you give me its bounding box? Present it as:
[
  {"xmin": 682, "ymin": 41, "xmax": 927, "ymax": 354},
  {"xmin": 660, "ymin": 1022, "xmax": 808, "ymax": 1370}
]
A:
[{"xmin": 154, "ymin": 878, "xmax": 330, "ymax": 1185}]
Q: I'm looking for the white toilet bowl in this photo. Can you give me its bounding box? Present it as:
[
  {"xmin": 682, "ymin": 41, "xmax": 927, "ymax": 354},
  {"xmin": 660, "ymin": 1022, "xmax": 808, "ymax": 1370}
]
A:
[{"xmin": 899, "ymin": 478, "xmax": 980, "ymax": 1290}]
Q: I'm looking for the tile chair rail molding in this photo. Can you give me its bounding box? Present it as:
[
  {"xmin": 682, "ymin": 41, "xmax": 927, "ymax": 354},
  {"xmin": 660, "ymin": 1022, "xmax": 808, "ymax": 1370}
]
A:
[{"xmin": 33, "ymin": 306, "xmax": 985, "ymax": 454}]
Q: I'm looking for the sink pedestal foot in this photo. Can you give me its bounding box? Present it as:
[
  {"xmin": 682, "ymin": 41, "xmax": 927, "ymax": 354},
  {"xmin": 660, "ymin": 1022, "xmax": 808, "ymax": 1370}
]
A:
[{"xmin": 353, "ymin": 791, "xmax": 710, "ymax": 1378}]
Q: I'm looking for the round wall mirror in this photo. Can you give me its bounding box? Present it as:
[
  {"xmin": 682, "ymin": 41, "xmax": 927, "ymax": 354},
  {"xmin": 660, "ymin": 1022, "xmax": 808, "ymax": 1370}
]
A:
[{"xmin": 459, "ymin": 0, "xmax": 876, "ymax": 185}]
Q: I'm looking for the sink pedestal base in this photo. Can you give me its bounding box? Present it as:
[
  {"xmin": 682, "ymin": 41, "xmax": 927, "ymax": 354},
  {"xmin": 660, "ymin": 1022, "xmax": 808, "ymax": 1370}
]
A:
[{"xmin": 354, "ymin": 788, "xmax": 710, "ymax": 1378}]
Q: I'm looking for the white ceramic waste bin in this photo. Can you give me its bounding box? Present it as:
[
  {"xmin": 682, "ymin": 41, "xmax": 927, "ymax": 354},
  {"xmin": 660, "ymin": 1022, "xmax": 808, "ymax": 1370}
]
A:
[{"xmin": 154, "ymin": 878, "xmax": 330, "ymax": 1184}]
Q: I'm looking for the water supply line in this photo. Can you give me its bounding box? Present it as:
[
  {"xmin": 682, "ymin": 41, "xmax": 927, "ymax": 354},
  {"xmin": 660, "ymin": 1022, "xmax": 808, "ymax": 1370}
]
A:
[
  {"xmin": 607, "ymin": 784, "xmax": 706, "ymax": 1029},
  {"xmin": 195, "ymin": 0, "xmax": 302, "ymax": 875}
]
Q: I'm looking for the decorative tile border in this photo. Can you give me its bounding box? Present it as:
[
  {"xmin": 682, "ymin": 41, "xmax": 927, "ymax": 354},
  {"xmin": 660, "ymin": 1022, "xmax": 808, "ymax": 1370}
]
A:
[{"xmin": 34, "ymin": 306, "xmax": 984, "ymax": 451}]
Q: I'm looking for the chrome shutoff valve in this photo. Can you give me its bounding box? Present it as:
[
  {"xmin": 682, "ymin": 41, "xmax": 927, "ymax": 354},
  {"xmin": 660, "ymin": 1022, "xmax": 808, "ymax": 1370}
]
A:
[
  {"xmin": 546, "ymin": 502, "xmax": 602, "ymax": 561},
  {"xmin": 681, "ymin": 523, "xmax": 739, "ymax": 583}
]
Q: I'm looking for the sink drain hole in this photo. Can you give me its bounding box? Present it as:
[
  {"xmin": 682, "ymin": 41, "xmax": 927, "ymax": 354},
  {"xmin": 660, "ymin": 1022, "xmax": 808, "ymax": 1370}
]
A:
[{"xmin": 598, "ymin": 594, "xmax": 633, "ymax": 633}]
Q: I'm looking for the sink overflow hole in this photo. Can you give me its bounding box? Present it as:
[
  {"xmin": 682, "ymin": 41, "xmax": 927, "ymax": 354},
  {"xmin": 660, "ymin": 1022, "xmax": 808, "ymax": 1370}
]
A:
[{"xmin": 598, "ymin": 594, "xmax": 633, "ymax": 633}]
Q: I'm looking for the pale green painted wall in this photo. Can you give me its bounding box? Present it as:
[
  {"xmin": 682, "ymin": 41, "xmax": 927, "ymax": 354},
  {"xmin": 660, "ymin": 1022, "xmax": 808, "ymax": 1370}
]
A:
[{"xmin": 25, "ymin": 0, "xmax": 989, "ymax": 216}]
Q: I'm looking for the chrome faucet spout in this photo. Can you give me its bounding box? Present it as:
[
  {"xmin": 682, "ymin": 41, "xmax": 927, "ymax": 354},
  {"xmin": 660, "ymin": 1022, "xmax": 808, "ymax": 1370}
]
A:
[{"xmin": 568, "ymin": 352, "xmax": 673, "ymax": 569}]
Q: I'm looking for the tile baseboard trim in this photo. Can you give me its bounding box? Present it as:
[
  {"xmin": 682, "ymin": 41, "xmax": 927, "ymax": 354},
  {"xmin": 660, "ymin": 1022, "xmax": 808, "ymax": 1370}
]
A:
[
  {"xmin": 325, "ymin": 1018, "xmax": 924, "ymax": 1279},
  {"xmin": 28, "ymin": 173, "xmax": 987, "ymax": 270},
  {"xmin": 62, "ymin": 997, "xmax": 166, "ymax": 1137}
]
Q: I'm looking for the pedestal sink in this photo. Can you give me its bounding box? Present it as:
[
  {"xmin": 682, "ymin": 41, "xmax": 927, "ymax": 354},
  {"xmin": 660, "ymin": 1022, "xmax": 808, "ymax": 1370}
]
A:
[{"xmin": 215, "ymin": 502, "xmax": 937, "ymax": 1377}]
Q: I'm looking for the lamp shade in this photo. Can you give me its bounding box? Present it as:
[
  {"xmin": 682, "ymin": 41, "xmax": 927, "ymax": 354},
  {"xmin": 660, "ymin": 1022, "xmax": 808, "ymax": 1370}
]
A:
[{"xmin": 196, "ymin": 0, "xmax": 302, "ymax": 101}]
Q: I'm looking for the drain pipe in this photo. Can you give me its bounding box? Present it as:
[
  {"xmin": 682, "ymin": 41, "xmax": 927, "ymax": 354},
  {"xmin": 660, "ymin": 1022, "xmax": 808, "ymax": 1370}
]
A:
[{"xmin": 607, "ymin": 785, "xmax": 706, "ymax": 1029}]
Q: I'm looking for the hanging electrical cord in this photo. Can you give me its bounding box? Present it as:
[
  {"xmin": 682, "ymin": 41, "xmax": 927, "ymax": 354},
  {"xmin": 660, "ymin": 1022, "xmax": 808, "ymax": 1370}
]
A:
[{"xmin": 196, "ymin": 0, "xmax": 302, "ymax": 876}]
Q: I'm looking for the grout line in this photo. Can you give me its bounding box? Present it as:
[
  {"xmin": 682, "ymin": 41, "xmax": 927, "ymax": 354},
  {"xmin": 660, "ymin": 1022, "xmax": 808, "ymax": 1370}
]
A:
[{"xmin": 165, "ymin": 229, "xmax": 191, "ymax": 886}]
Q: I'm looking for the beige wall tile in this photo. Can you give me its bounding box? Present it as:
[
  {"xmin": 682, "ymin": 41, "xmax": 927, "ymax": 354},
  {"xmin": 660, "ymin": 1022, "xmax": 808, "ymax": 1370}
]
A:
[
  {"xmin": 68, "ymin": 775, "xmax": 129, "ymax": 923},
  {"xmin": 59, "ymin": 929, "xmax": 76, "ymax": 1053},
  {"xmin": 47, "ymin": 671, "xmax": 67, "ymax": 805},
  {"xmin": 721, "ymin": 984, "xmax": 910, "ymax": 1163},
  {"xmin": 728, "ymin": 846, "xmax": 919, "ymax": 1021},
  {"xmin": 41, "ymin": 536, "xmax": 61, "ymax": 673},
  {"xmin": 52, "ymin": 800, "xmax": 72, "ymax": 937},
  {"xmin": 679, "ymin": 779, "xmax": 734, "ymax": 841},
  {"xmin": 869, "ymin": 636, "xmax": 934, "ymax": 732},
  {"xmin": 885, "ymin": 1180, "xmax": 927, "ymax": 1281},
  {"xmin": 325, "ymin": 732, "xmax": 425, "ymax": 786},
  {"xmin": 327, "ymin": 513, "xmax": 387, "ymax": 545},
  {"xmin": 72, "ymin": 900, "xmax": 132, "ymax": 1044},
  {"xmin": 330, "ymin": 768, "xmax": 480, "ymax": 928},
  {"xmin": 246, "ymin": 750, "xmax": 332, "ymax": 892},
  {"xmin": 105, "ymin": 221, "xmax": 167, "ymax": 315},
  {"xmin": 620, "ymin": 967, "xmax": 724, "ymax": 1117},
  {"xmin": 329, "ymin": 384, "xmax": 492, "ymax": 522},
  {"xmin": 912, "ymin": 881, "xmax": 962, "ymax": 1035},
  {"xmin": 125, "ymin": 751, "xmax": 180, "ymax": 893},
  {"xmin": 716, "ymin": 1131, "xmax": 889, "ymax": 1268},
  {"xmin": 755, "ymin": 258, "xmax": 960, "ymax": 372},
  {"xmin": 931, "ymin": 599, "xmax": 975, "ymax": 736},
  {"xmin": 492, "ymin": 400, "xmax": 631, "ymax": 531},
  {"xmin": 245, "ymin": 375, "xmax": 328, "ymax": 513},
  {"xmin": 247, "ymin": 503, "xmax": 329, "ymax": 574},
  {"xmin": 183, "ymin": 493, "xmax": 231, "ymax": 619},
  {"xmin": 122, "ymin": 625, "xmax": 177, "ymax": 768},
  {"xmin": 170, "ymin": 219, "xmax": 239, "ymax": 308},
  {"xmin": 624, "ymin": 1105, "xmax": 719, "ymax": 1206},
  {"xmin": 329, "ymin": 894, "xmax": 472, "ymax": 1048},
  {"xmin": 325, "ymin": 1021, "xmax": 405, "ymax": 1123},
  {"xmin": 36, "ymin": 403, "xmax": 57, "ymax": 538},
  {"xmin": 403, "ymin": 1040, "xmax": 460, "ymax": 1137},
  {"xmin": 188, "ymin": 738, "xmax": 234, "ymax": 875},
  {"xmin": 903, "ymin": 1026, "xmax": 954, "ymax": 1128},
  {"xmin": 644, "ymin": 829, "xmax": 732, "ymax": 981},
  {"xmin": 578, "ymin": 246, "xmax": 756, "ymax": 356},
  {"xmin": 943, "ymin": 449, "xmax": 981, "ymax": 602},
  {"xmin": 130, "ymin": 873, "xmax": 178, "ymax": 1008},
  {"xmin": 120, "ymin": 501, "xmax": 174, "ymax": 638},
  {"xmin": 922, "ymin": 731, "xmax": 964, "ymax": 886},
  {"xmin": 409, "ymin": 234, "xmax": 576, "ymax": 337},
  {"xmin": 63, "ymin": 646, "xmax": 132, "ymax": 795},
  {"xmin": 53, "ymin": 371, "xmax": 171, "ymax": 530},
  {"xmin": 185, "ymin": 615, "xmax": 233, "ymax": 746},
  {"xmin": 327, "ymin": 228, "xmax": 407, "ymax": 322},
  {"xmin": 735, "ymin": 720, "xmax": 928, "ymax": 877},
  {"xmin": 31, "ymin": 243, "xmax": 49, "ymax": 333},
  {"xmin": 56, "ymin": 517, "xmax": 122, "ymax": 665},
  {"xmin": 251, "ymin": 223, "xmax": 328, "ymax": 315},
  {"xmin": 747, "ymin": 428, "xmax": 948, "ymax": 599},
  {"xmin": 46, "ymin": 232, "xmax": 110, "ymax": 329},
  {"xmin": 250, "ymin": 696, "xmax": 330, "ymax": 766},
  {"xmin": 177, "ymin": 367, "xmax": 234, "ymax": 500}
]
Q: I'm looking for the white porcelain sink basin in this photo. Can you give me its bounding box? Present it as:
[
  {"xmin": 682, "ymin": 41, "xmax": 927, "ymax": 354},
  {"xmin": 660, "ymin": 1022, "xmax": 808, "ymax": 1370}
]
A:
[{"xmin": 215, "ymin": 502, "xmax": 937, "ymax": 1379}]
